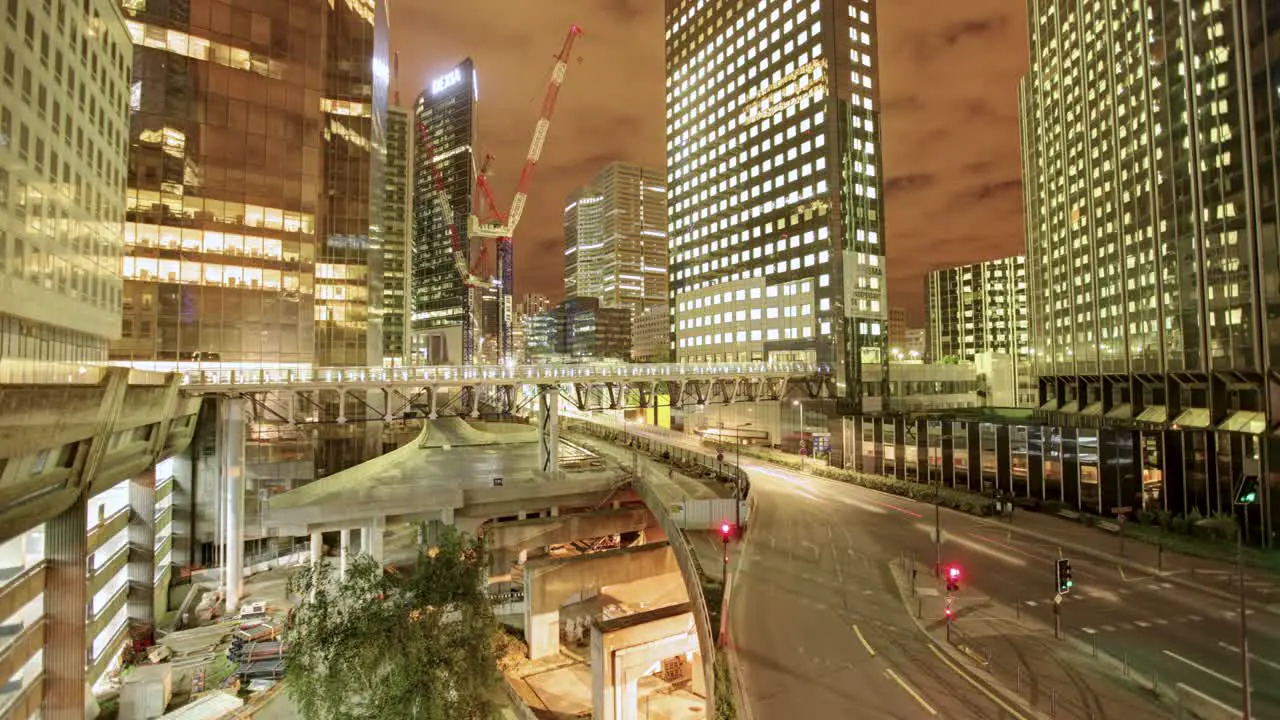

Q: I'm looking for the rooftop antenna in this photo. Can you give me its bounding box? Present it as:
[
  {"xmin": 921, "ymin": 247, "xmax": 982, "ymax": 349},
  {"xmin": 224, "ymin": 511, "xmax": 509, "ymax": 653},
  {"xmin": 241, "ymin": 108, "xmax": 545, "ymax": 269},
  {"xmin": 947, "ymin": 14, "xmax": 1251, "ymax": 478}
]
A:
[{"xmin": 393, "ymin": 51, "xmax": 401, "ymax": 106}]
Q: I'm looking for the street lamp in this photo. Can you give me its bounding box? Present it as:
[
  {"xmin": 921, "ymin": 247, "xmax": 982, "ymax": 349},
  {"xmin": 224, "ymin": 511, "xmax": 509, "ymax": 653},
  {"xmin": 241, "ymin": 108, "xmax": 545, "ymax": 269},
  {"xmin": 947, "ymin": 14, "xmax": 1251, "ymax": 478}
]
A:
[{"xmin": 792, "ymin": 399, "xmax": 806, "ymax": 469}]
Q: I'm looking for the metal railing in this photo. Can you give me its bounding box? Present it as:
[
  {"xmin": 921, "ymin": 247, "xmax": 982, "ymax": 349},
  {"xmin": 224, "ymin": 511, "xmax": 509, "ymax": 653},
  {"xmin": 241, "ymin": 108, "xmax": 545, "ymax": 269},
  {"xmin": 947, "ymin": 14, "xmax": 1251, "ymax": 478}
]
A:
[{"xmin": 178, "ymin": 360, "xmax": 825, "ymax": 391}]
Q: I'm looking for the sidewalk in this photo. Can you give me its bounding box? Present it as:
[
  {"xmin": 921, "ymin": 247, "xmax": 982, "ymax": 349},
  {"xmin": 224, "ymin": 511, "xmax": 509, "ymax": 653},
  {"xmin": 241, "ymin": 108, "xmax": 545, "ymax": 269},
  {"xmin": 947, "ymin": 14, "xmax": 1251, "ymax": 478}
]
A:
[
  {"xmin": 982, "ymin": 510, "xmax": 1280, "ymax": 613},
  {"xmin": 890, "ymin": 562, "xmax": 1169, "ymax": 720}
]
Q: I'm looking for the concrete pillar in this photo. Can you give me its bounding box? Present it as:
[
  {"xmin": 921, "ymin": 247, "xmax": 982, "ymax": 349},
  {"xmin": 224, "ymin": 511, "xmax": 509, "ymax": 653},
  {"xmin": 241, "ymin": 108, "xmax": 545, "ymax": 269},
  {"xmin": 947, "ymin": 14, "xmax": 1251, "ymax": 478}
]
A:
[
  {"xmin": 218, "ymin": 397, "xmax": 247, "ymax": 614},
  {"xmin": 339, "ymin": 529, "xmax": 351, "ymax": 580},
  {"xmin": 127, "ymin": 470, "xmax": 157, "ymax": 627},
  {"xmin": 367, "ymin": 517, "xmax": 385, "ymax": 565},
  {"xmin": 470, "ymin": 386, "xmax": 481, "ymax": 418},
  {"xmin": 310, "ymin": 531, "xmax": 323, "ymax": 565},
  {"xmin": 42, "ymin": 492, "xmax": 87, "ymax": 720},
  {"xmin": 622, "ymin": 680, "xmax": 639, "ymax": 720},
  {"xmin": 429, "ymin": 388, "xmax": 439, "ymax": 419},
  {"xmin": 537, "ymin": 385, "xmax": 560, "ymax": 475}
]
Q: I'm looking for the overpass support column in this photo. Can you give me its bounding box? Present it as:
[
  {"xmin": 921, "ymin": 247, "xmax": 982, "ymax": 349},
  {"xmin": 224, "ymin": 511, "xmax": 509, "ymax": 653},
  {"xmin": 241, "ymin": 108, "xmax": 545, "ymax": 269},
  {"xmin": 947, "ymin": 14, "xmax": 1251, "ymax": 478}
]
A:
[
  {"xmin": 339, "ymin": 529, "xmax": 351, "ymax": 580},
  {"xmin": 310, "ymin": 531, "xmax": 323, "ymax": 565},
  {"xmin": 428, "ymin": 388, "xmax": 439, "ymax": 420},
  {"xmin": 41, "ymin": 492, "xmax": 87, "ymax": 720},
  {"xmin": 218, "ymin": 396, "xmax": 246, "ymax": 614},
  {"xmin": 470, "ymin": 387, "xmax": 481, "ymax": 418},
  {"xmin": 367, "ymin": 517, "xmax": 385, "ymax": 566},
  {"xmin": 537, "ymin": 385, "xmax": 560, "ymax": 476}
]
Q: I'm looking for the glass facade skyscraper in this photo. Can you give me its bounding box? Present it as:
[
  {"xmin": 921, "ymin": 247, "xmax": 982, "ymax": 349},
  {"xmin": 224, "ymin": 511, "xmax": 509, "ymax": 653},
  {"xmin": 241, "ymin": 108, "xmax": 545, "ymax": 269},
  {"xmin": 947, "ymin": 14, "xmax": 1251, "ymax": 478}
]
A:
[
  {"xmin": 665, "ymin": 0, "xmax": 887, "ymax": 408},
  {"xmin": 382, "ymin": 103, "xmax": 411, "ymax": 365},
  {"xmin": 563, "ymin": 162, "xmax": 668, "ymax": 314},
  {"xmin": 926, "ymin": 256, "xmax": 1029, "ymax": 362},
  {"xmin": 410, "ymin": 58, "xmax": 475, "ymax": 365},
  {"xmin": 113, "ymin": 0, "xmax": 388, "ymax": 367},
  {"xmin": 1021, "ymin": 0, "xmax": 1279, "ymax": 533},
  {"xmin": 0, "ymin": 0, "xmax": 131, "ymax": 364}
]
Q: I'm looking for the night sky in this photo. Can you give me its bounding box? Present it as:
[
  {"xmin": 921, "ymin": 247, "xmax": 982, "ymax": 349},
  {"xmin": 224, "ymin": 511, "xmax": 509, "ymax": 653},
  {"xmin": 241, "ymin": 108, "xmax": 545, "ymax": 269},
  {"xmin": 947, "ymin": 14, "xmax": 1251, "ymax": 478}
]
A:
[{"xmin": 392, "ymin": 0, "xmax": 1028, "ymax": 324}]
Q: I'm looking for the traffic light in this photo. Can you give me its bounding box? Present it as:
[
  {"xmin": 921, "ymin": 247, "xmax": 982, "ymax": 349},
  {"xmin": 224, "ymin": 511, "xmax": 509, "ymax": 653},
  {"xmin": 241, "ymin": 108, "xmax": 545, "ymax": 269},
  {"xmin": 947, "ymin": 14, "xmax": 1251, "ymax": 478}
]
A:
[
  {"xmin": 945, "ymin": 565, "xmax": 961, "ymax": 593},
  {"xmin": 1056, "ymin": 559, "xmax": 1073, "ymax": 594},
  {"xmin": 1235, "ymin": 476, "xmax": 1259, "ymax": 505},
  {"xmin": 720, "ymin": 522, "xmax": 733, "ymax": 542}
]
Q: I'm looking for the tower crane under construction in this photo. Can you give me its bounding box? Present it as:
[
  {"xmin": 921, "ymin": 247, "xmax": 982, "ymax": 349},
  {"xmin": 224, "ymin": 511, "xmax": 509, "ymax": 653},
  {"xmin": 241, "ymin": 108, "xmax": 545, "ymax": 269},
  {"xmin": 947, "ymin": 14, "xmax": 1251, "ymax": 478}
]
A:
[{"xmin": 416, "ymin": 25, "xmax": 583, "ymax": 365}]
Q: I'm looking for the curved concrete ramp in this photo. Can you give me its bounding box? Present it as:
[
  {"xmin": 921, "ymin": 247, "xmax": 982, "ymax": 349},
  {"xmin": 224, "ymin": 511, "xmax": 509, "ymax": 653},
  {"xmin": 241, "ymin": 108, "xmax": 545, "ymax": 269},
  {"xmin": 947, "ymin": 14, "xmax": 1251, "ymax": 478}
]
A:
[{"xmin": 419, "ymin": 417, "xmax": 537, "ymax": 448}]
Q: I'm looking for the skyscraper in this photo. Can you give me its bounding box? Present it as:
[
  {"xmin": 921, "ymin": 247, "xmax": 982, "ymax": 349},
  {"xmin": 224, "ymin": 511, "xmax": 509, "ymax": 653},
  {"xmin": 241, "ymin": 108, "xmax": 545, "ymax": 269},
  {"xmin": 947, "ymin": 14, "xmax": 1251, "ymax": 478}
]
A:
[
  {"xmin": 563, "ymin": 162, "xmax": 667, "ymax": 313},
  {"xmin": 1021, "ymin": 0, "xmax": 1280, "ymax": 524},
  {"xmin": 382, "ymin": 102, "xmax": 412, "ymax": 365},
  {"xmin": 925, "ymin": 256, "xmax": 1028, "ymax": 362},
  {"xmin": 113, "ymin": 0, "xmax": 388, "ymax": 367},
  {"xmin": 563, "ymin": 187, "xmax": 604, "ymax": 303},
  {"xmin": 410, "ymin": 59, "xmax": 476, "ymax": 365},
  {"xmin": 0, "ymin": 0, "xmax": 131, "ymax": 364},
  {"xmin": 665, "ymin": 0, "xmax": 886, "ymax": 409}
]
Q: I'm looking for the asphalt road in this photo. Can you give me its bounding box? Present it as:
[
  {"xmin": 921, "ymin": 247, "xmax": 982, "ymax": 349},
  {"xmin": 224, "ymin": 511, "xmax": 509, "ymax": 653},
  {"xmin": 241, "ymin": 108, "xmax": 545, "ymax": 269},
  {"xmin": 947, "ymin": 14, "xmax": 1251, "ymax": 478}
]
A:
[
  {"xmin": 604, "ymin": 418, "xmax": 1280, "ymax": 718},
  {"xmin": 592, "ymin": 420, "xmax": 1022, "ymax": 718}
]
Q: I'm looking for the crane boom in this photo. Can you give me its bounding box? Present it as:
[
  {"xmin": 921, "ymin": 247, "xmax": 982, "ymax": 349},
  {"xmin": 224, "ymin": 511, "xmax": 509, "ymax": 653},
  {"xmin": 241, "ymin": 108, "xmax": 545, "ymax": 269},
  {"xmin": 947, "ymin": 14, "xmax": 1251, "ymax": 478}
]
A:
[
  {"xmin": 469, "ymin": 24, "xmax": 582, "ymax": 240},
  {"xmin": 416, "ymin": 120, "xmax": 491, "ymax": 289}
]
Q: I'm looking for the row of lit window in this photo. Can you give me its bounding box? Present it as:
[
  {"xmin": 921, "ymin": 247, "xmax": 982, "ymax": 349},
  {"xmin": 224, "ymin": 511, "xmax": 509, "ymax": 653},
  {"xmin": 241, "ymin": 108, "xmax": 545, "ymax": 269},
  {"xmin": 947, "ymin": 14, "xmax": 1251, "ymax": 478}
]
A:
[{"xmin": 122, "ymin": 256, "xmax": 313, "ymax": 292}]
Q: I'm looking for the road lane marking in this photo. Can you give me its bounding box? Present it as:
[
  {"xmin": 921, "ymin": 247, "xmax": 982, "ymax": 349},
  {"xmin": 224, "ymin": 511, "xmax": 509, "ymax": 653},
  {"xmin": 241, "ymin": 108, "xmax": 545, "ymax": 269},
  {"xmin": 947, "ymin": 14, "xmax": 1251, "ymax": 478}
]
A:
[
  {"xmin": 1186, "ymin": 615, "xmax": 1201, "ymax": 621},
  {"xmin": 1154, "ymin": 618, "xmax": 1169, "ymax": 625},
  {"xmin": 1082, "ymin": 627, "xmax": 1096, "ymax": 634},
  {"xmin": 914, "ymin": 523, "xmax": 1027, "ymax": 567},
  {"xmin": 884, "ymin": 668, "xmax": 937, "ymax": 715},
  {"xmin": 1134, "ymin": 620, "xmax": 1151, "ymax": 628},
  {"xmin": 1101, "ymin": 625, "xmax": 1115, "ymax": 632},
  {"xmin": 852, "ymin": 624, "xmax": 876, "ymax": 656},
  {"xmin": 1175, "ymin": 683, "xmax": 1241, "ymax": 716},
  {"xmin": 927, "ymin": 644, "xmax": 1027, "ymax": 719},
  {"xmin": 871, "ymin": 499, "xmax": 923, "ymax": 518},
  {"xmin": 1162, "ymin": 650, "xmax": 1241, "ymax": 687},
  {"xmin": 1217, "ymin": 642, "xmax": 1280, "ymax": 673},
  {"xmin": 1024, "ymin": 600, "xmax": 1038, "ymax": 607}
]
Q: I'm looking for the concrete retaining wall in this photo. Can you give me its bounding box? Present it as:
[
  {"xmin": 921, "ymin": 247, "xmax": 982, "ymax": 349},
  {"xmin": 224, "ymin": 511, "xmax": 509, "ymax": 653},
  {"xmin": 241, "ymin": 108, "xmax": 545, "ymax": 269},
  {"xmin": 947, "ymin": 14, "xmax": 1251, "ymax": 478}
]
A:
[{"xmin": 565, "ymin": 418, "xmax": 729, "ymax": 720}]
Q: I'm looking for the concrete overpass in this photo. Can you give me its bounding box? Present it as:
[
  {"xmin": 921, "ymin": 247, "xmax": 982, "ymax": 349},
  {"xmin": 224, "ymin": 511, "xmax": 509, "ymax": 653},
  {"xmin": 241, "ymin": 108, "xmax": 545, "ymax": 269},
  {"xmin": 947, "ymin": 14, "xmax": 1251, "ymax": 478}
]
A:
[{"xmin": 0, "ymin": 359, "xmax": 823, "ymax": 719}]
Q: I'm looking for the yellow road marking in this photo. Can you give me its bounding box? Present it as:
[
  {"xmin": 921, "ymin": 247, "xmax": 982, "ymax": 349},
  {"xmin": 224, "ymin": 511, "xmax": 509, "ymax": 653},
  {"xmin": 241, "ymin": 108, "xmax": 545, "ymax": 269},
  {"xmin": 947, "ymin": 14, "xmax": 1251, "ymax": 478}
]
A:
[
  {"xmin": 852, "ymin": 624, "xmax": 876, "ymax": 656},
  {"xmin": 928, "ymin": 644, "xmax": 1028, "ymax": 720},
  {"xmin": 884, "ymin": 668, "xmax": 937, "ymax": 715}
]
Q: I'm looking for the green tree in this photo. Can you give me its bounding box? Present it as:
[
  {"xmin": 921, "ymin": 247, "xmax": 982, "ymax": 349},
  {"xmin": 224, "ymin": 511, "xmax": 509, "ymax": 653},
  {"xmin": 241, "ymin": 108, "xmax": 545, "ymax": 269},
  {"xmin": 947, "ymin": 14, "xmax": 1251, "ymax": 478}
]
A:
[{"xmin": 284, "ymin": 526, "xmax": 499, "ymax": 720}]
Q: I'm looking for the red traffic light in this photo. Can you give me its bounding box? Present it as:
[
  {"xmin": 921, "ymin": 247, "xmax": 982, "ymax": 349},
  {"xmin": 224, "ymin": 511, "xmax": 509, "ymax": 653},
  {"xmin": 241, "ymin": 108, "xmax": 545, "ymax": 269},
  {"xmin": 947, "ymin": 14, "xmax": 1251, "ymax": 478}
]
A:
[
  {"xmin": 948, "ymin": 566, "xmax": 960, "ymax": 579},
  {"xmin": 720, "ymin": 522, "xmax": 732, "ymax": 536}
]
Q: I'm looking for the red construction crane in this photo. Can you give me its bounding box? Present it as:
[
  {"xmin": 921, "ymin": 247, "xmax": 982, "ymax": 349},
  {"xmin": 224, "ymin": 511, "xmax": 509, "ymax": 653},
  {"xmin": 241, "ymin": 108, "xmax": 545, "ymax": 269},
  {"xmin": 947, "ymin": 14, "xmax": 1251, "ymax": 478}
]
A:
[
  {"xmin": 470, "ymin": 24, "xmax": 583, "ymax": 241},
  {"xmin": 419, "ymin": 25, "xmax": 582, "ymax": 292}
]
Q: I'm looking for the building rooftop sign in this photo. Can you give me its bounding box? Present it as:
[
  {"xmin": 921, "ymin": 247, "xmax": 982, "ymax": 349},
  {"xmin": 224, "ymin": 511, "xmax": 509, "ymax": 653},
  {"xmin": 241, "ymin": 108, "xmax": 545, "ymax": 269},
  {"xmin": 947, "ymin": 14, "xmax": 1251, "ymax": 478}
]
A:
[{"xmin": 431, "ymin": 67, "xmax": 463, "ymax": 95}]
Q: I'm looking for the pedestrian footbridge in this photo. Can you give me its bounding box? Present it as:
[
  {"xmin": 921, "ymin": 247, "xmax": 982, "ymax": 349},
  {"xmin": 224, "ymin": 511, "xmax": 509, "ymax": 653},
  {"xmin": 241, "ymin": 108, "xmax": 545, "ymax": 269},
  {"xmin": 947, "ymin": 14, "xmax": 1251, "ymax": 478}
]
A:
[{"xmin": 0, "ymin": 360, "xmax": 830, "ymax": 541}]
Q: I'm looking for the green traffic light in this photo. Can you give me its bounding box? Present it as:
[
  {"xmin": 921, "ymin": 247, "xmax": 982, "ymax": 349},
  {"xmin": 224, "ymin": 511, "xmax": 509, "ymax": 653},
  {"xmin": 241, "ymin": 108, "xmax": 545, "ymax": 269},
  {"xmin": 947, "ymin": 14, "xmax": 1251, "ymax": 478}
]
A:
[
  {"xmin": 1067, "ymin": 580, "xmax": 1073, "ymax": 587},
  {"xmin": 1241, "ymin": 491, "xmax": 1257, "ymax": 503}
]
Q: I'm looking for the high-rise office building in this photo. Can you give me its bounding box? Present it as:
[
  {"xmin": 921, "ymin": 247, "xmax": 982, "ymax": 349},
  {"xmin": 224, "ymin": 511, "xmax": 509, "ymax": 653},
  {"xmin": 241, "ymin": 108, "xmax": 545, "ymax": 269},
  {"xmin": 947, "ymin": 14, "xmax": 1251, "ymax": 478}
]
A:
[
  {"xmin": 113, "ymin": 0, "xmax": 387, "ymax": 367},
  {"xmin": 632, "ymin": 304, "xmax": 672, "ymax": 362},
  {"xmin": 521, "ymin": 293, "xmax": 551, "ymax": 317},
  {"xmin": 1021, "ymin": 0, "xmax": 1280, "ymax": 524},
  {"xmin": 411, "ymin": 59, "xmax": 476, "ymax": 365},
  {"xmin": 665, "ymin": 0, "xmax": 887, "ymax": 408},
  {"xmin": 0, "ymin": 0, "xmax": 131, "ymax": 364},
  {"xmin": 887, "ymin": 306, "xmax": 907, "ymax": 353},
  {"xmin": 925, "ymin": 256, "xmax": 1028, "ymax": 362},
  {"xmin": 563, "ymin": 187, "xmax": 603, "ymax": 303},
  {"xmin": 383, "ymin": 103, "xmax": 412, "ymax": 365},
  {"xmin": 563, "ymin": 162, "xmax": 667, "ymax": 312}
]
